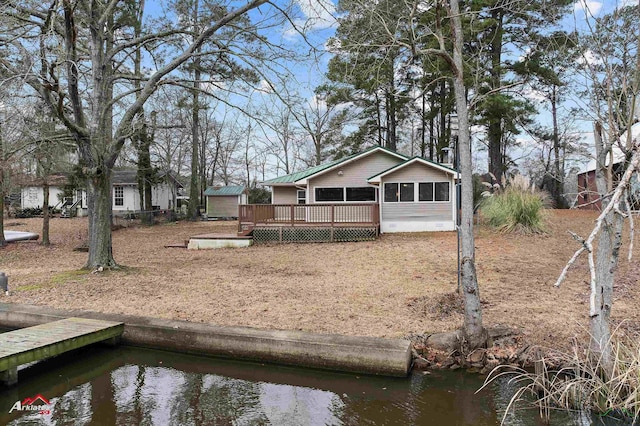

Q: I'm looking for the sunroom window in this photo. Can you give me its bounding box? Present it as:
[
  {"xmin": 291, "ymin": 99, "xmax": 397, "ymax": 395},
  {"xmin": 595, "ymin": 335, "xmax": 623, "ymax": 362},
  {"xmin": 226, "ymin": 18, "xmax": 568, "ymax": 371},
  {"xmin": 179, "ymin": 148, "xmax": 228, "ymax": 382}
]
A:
[
  {"xmin": 419, "ymin": 183, "xmax": 434, "ymax": 201},
  {"xmin": 418, "ymin": 182, "xmax": 450, "ymax": 202},
  {"xmin": 435, "ymin": 182, "xmax": 450, "ymax": 201},
  {"xmin": 384, "ymin": 183, "xmax": 398, "ymax": 202},
  {"xmin": 399, "ymin": 183, "xmax": 414, "ymax": 202}
]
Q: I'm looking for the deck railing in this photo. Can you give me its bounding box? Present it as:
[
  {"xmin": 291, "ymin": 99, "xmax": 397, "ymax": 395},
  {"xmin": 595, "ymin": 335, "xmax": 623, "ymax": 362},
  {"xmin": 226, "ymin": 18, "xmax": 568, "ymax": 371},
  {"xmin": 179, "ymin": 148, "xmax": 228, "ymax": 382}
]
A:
[{"xmin": 238, "ymin": 203, "xmax": 379, "ymax": 231}]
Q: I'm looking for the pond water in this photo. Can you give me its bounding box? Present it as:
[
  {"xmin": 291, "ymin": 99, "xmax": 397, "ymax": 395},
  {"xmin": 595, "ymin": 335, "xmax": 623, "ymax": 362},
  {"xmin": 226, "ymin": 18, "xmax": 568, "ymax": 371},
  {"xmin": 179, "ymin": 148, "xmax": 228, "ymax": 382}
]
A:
[{"xmin": 0, "ymin": 346, "xmax": 629, "ymax": 425}]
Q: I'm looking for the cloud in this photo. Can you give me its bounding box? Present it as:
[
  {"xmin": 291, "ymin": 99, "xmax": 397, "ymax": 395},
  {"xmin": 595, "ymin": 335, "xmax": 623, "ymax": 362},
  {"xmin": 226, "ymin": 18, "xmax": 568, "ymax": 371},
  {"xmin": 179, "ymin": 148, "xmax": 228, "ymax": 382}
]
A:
[
  {"xmin": 284, "ymin": 0, "xmax": 337, "ymax": 40},
  {"xmin": 576, "ymin": 49, "xmax": 602, "ymax": 66},
  {"xmin": 618, "ymin": 0, "xmax": 637, "ymax": 7},
  {"xmin": 522, "ymin": 86, "xmax": 547, "ymax": 103},
  {"xmin": 573, "ymin": 0, "xmax": 602, "ymax": 17},
  {"xmin": 256, "ymin": 79, "xmax": 274, "ymax": 94}
]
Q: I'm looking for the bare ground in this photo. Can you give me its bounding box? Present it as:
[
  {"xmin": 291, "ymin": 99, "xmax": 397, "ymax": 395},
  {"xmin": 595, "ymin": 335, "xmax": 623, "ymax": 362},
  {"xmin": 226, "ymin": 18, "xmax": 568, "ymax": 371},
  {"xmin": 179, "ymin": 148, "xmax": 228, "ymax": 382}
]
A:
[{"xmin": 1, "ymin": 210, "xmax": 639, "ymax": 349}]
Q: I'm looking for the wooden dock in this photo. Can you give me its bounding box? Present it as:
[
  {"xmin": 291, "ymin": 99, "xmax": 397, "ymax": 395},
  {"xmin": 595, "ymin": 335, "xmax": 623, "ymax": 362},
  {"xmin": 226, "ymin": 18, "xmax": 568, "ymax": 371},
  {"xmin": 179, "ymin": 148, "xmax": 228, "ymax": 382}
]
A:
[{"xmin": 0, "ymin": 317, "xmax": 124, "ymax": 386}]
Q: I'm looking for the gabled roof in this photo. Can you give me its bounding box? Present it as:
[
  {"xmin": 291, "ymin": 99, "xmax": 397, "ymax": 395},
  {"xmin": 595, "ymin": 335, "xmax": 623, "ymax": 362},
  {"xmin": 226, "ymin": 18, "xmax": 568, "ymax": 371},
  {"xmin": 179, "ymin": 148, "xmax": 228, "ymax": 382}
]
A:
[
  {"xmin": 17, "ymin": 173, "xmax": 69, "ymax": 187},
  {"xmin": 111, "ymin": 169, "xmax": 183, "ymax": 187},
  {"xmin": 367, "ymin": 157, "xmax": 459, "ymax": 183},
  {"xmin": 262, "ymin": 146, "xmax": 408, "ymax": 186},
  {"xmin": 112, "ymin": 170, "xmax": 138, "ymax": 185},
  {"xmin": 204, "ymin": 185, "xmax": 246, "ymax": 196}
]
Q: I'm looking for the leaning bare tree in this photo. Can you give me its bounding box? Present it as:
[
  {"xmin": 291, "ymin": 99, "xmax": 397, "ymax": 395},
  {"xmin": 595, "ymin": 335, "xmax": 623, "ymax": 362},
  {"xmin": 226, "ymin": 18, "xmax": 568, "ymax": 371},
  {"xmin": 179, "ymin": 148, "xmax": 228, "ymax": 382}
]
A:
[
  {"xmin": 331, "ymin": 0, "xmax": 488, "ymax": 348},
  {"xmin": 0, "ymin": 0, "xmax": 297, "ymax": 268},
  {"xmin": 554, "ymin": 4, "xmax": 640, "ymax": 374}
]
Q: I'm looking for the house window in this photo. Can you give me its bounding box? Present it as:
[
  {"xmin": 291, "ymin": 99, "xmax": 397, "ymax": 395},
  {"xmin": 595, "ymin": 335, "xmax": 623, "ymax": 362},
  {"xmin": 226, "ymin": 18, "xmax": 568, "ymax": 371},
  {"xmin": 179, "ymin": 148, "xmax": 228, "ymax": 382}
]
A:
[
  {"xmin": 435, "ymin": 182, "xmax": 450, "ymax": 201},
  {"xmin": 419, "ymin": 183, "xmax": 434, "ymax": 201},
  {"xmin": 114, "ymin": 186, "xmax": 124, "ymax": 206},
  {"xmin": 400, "ymin": 183, "xmax": 414, "ymax": 202},
  {"xmin": 297, "ymin": 189, "xmax": 306, "ymax": 205},
  {"xmin": 384, "ymin": 183, "xmax": 398, "ymax": 202},
  {"xmin": 346, "ymin": 187, "xmax": 375, "ymax": 201},
  {"xmin": 315, "ymin": 187, "xmax": 343, "ymax": 202},
  {"xmin": 418, "ymin": 182, "xmax": 450, "ymax": 202}
]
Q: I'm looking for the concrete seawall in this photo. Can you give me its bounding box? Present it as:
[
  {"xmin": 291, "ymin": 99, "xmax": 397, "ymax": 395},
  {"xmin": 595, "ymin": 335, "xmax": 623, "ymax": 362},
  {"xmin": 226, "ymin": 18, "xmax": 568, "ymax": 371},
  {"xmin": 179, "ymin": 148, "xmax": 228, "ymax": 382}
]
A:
[{"xmin": 0, "ymin": 303, "xmax": 412, "ymax": 377}]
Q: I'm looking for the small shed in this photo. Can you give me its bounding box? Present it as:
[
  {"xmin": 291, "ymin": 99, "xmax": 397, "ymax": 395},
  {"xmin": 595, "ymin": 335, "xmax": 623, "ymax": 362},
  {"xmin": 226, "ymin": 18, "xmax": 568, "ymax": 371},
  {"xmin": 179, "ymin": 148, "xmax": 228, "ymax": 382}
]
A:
[{"xmin": 204, "ymin": 185, "xmax": 248, "ymax": 219}]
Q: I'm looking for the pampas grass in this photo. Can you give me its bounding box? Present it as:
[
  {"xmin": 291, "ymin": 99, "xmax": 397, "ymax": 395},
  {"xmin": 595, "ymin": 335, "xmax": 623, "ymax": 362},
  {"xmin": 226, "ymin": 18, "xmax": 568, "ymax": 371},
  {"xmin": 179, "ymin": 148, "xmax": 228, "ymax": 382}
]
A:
[{"xmin": 480, "ymin": 174, "xmax": 549, "ymax": 234}]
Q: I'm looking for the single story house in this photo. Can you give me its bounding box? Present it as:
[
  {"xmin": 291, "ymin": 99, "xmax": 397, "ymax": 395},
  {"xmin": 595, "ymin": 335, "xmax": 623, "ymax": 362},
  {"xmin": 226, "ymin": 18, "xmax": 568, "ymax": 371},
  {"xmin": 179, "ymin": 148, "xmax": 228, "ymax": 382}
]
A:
[
  {"xmin": 20, "ymin": 174, "xmax": 87, "ymax": 214},
  {"xmin": 204, "ymin": 185, "xmax": 248, "ymax": 219},
  {"xmin": 256, "ymin": 146, "xmax": 458, "ymax": 233},
  {"xmin": 20, "ymin": 170, "xmax": 182, "ymax": 214},
  {"xmin": 111, "ymin": 170, "xmax": 182, "ymax": 213}
]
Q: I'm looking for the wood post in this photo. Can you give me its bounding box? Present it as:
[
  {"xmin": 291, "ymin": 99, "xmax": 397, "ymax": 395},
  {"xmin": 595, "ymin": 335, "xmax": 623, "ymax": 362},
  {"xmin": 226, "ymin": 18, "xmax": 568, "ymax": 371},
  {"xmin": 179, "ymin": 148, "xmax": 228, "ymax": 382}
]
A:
[
  {"xmin": 330, "ymin": 204, "xmax": 335, "ymax": 227},
  {"xmin": 1, "ymin": 367, "xmax": 18, "ymax": 386}
]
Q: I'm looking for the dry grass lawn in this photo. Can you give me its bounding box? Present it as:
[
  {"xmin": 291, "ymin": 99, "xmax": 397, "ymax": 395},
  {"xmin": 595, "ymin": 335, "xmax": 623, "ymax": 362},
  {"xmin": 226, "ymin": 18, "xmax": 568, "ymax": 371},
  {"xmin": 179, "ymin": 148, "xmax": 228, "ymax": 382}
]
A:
[{"xmin": 1, "ymin": 210, "xmax": 639, "ymax": 349}]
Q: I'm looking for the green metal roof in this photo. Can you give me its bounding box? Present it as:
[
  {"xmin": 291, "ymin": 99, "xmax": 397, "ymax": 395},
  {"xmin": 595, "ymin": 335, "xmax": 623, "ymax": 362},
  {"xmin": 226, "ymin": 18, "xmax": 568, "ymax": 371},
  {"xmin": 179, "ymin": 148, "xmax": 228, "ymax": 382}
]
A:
[
  {"xmin": 262, "ymin": 146, "xmax": 408, "ymax": 185},
  {"xmin": 204, "ymin": 185, "xmax": 246, "ymax": 196}
]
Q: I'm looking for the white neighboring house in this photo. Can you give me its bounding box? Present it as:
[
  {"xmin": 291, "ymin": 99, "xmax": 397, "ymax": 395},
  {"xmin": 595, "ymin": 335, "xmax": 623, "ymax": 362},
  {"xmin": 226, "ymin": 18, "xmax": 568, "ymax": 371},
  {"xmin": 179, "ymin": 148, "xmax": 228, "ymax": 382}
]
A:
[
  {"xmin": 20, "ymin": 175, "xmax": 87, "ymax": 214},
  {"xmin": 111, "ymin": 170, "xmax": 183, "ymax": 213},
  {"xmin": 20, "ymin": 170, "xmax": 182, "ymax": 214}
]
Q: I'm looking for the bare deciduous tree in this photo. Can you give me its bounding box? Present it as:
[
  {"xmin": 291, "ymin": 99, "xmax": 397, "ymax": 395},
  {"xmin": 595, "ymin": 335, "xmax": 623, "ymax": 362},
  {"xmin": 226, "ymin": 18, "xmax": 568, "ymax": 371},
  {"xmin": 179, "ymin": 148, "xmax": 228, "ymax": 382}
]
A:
[{"xmin": 0, "ymin": 0, "xmax": 292, "ymax": 268}]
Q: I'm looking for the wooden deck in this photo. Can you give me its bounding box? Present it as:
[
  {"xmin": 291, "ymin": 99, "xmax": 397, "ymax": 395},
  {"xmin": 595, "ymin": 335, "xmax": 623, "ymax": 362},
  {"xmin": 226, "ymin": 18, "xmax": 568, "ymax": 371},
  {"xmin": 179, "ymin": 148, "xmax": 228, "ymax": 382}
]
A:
[
  {"xmin": 238, "ymin": 203, "xmax": 380, "ymax": 235},
  {"xmin": 0, "ymin": 317, "xmax": 124, "ymax": 385}
]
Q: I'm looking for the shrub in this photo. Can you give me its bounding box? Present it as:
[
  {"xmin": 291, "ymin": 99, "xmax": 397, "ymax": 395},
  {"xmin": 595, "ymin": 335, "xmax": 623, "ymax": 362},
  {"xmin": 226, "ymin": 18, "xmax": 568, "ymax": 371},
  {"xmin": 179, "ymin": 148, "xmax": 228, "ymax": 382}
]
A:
[{"xmin": 480, "ymin": 175, "xmax": 548, "ymax": 234}]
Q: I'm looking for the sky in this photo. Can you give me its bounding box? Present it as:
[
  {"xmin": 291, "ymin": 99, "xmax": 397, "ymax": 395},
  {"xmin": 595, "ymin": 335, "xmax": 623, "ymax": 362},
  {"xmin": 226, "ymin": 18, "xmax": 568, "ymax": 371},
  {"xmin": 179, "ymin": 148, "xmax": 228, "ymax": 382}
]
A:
[{"xmin": 137, "ymin": 0, "xmax": 637, "ymax": 180}]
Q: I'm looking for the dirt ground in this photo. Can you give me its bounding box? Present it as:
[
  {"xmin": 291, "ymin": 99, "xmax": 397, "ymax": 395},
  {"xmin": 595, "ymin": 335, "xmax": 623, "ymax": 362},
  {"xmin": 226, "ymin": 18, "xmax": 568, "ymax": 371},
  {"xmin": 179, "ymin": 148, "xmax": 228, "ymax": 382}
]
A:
[{"xmin": 1, "ymin": 210, "xmax": 639, "ymax": 349}]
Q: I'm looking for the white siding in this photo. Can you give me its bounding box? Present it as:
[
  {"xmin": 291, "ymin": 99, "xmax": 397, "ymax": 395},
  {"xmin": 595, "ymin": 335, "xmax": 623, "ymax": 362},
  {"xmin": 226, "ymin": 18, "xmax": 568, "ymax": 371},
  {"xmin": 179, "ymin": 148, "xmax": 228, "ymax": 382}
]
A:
[
  {"xmin": 21, "ymin": 186, "xmax": 66, "ymax": 209},
  {"xmin": 151, "ymin": 183, "xmax": 175, "ymax": 210},
  {"xmin": 113, "ymin": 186, "xmax": 139, "ymax": 211},
  {"xmin": 308, "ymin": 151, "xmax": 403, "ymax": 203},
  {"xmin": 113, "ymin": 183, "xmax": 176, "ymax": 211}
]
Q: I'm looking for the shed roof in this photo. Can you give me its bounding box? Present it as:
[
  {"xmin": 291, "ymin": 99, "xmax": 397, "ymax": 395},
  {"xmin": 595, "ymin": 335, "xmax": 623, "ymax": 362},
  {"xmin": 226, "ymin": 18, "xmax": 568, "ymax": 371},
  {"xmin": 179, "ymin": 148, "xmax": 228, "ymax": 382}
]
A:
[{"xmin": 204, "ymin": 185, "xmax": 246, "ymax": 196}]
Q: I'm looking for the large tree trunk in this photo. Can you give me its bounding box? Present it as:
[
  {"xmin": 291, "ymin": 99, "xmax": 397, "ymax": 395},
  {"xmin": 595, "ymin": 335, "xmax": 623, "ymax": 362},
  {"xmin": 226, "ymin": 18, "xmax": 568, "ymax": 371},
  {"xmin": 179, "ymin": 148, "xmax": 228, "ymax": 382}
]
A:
[
  {"xmin": 187, "ymin": 0, "xmax": 202, "ymax": 221},
  {"xmin": 487, "ymin": 9, "xmax": 504, "ymax": 182},
  {"xmin": 387, "ymin": 66, "xmax": 397, "ymax": 151},
  {"xmin": 86, "ymin": 170, "xmax": 116, "ymax": 269},
  {"xmin": 449, "ymin": 0, "xmax": 487, "ymax": 350},
  {"xmin": 590, "ymin": 122, "xmax": 622, "ymax": 374},
  {"xmin": 0, "ymin": 122, "xmax": 6, "ymax": 248},
  {"xmin": 41, "ymin": 182, "xmax": 50, "ymax": 246},
  {"xmin": 0, "ymin": 189, "xmax": 5, "ymax": 248},
  {"xmin": 551, "ymin": 87, "xmax": 566, "ymax": 208}
]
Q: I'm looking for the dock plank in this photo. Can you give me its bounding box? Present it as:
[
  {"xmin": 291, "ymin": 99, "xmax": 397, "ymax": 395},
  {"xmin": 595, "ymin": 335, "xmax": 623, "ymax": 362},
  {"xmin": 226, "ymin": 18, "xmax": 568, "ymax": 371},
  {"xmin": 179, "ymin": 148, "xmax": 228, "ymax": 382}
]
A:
[{"xmin": 0, "ymin": 317, "xmax": 124, "ymax": 384}]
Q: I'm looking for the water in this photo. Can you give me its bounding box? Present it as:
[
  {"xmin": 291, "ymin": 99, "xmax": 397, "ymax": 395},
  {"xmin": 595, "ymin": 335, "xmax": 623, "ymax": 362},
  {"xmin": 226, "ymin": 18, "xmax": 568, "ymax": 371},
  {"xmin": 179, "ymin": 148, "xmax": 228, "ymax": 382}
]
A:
[{"xmin": 0, "ymin": 346, "xmax": 628, "ymax": 425}]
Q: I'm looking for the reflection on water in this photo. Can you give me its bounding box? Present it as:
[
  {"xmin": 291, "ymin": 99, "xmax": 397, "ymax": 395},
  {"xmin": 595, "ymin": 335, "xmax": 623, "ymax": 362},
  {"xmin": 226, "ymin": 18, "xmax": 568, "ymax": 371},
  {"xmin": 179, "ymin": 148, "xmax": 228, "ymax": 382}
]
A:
[{"xmin": 0, "ymin": 346, "xmax": 629, "ymax": 425}]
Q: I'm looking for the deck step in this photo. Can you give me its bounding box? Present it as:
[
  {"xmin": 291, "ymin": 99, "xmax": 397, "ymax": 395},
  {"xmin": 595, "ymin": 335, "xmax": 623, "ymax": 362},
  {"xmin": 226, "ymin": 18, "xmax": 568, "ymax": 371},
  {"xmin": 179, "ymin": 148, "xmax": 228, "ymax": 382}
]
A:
[{"xmin": 164, "ymin": 242, "xmax": 188, "ymax": 248}]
